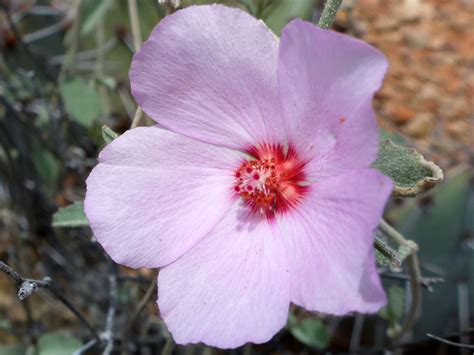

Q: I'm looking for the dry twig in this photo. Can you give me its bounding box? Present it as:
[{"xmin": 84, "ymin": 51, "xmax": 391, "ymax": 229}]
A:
[
  {"xmin": 0, "ymin": 260, "xmax": 101, "ymax": 342},
  {"xmin": 427, "ymin": 333, "xmax": 474, "ymax": 349}
]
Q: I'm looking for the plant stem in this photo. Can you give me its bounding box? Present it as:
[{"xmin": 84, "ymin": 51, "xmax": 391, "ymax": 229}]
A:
[
  {"xmin": 121, "ymin": 274, "xmax": 158, "ymax": 351},
  {"xmin": 127, "ymin": 0, "xmax": 144, "ymax": 128},
  {"xmin": 162, "ymin": 337, "xmax": 175, "ymax": 355},
  {"xmin": 0, "ymin": 261, "xmax": 23, "ymax": 283},
  {"xmin": 131, "ymin": 107, "xmax": 144, "ymax": 129},
  {"xmin": 378, "ymin": 220, "xmax": 422, "ymax": 341},
  {"xmin": 379, "ymin": 219, "xmax": 419, "ymax": 253},
  {"xmin": 318, "ymin": 0, "xmax": 342, "ymax": 29},
  {"xmin": 127, "ymin": 0, "xmax": 142, "ymax": 53},
  {"xmin": 103, "ymin": 274, "xmax": 118, "ymax": 355},
  {"xmin": 73, "ymin": 339, "xmax": 98, "ymax": 355},
  {"xmin": 95, "ymin": 19, "xmax": 111, "ymax": 116},
  {"xmin": 57, "ymin": 0, "xmax": 81, "ymax": 83},
  {"xmin": 126, "ymin": 276, "xmax": 157, "ymax": 333},
  {"xmin": 392, "ymin": 253, "xmax": 422, "ymax": 341}
]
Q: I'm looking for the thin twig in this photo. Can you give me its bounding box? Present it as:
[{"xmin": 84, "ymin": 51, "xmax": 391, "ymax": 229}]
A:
[
  {"xmin": 120, "ymin": 275, "xmax": 157, "ymax": 353},
  {"xmin": 49, "ymin": 39, "xmax": 116, "ymax": 65},
  {"xmin": 73, "ymin": 338, "xmax": 98, "ymax": 355},
  {"xmin": 162, "ymin": 337, "xmax": 175, "ymax": 355},
  {"xmin": 426, "ymin": 333, "xmax": 474, "ymax": 349},
  {"xmin": 0, "ymin": 261, "xmax": 101, "ymax": 342},
  {"xmin": 127, "ymin": 0, "xmax": 144, "ymax": 128},
  {"xmin": 318, "ymin": 0, "xmax": 342, "ymax": 29},
  {"xmin": 11, "ymin": 5, "xmax": 64, "ymax": 20},
  {"xmin": 380, "ymin": 271, "xmax": 444, "ymax": 292},
  {"xmin": 57, "ymin": 0, "xmax": 81, "ymax": 83},
  {"xmin": 95, "ymin": 19, "xmax": 111, "ymax": 116},
  {"xmin": 379, "ymin": 219, "xmax": 419, "ymax": 253},
  {"xmin": 457, "ymin": 282, "xmax": 470, "ymax": 355},
  {"xmin": 131, "ymin": 107, "xmax": 144, "ymax": 129},
  {"xmin": 23, "ymin": 17, "xmax": 71, "ymax": 43},
  {"xmin": 117, "ymin": 85, "xmax": 138, "ymax": 119},
  {"xmin": 350, "ymin": 314, "xmax": 365, "ymax": 351},
  {"xmin": 392, "ymin": 253, "xmax": 422, "ymax": 341},
  {"xmin": 103, "ymin": 274, "xmax": 118, "ymax": 355},
  {"xmin": 0, "ymin": 261, "xmax": 23, "ymax": 283},
  {"xmin": 26, "ymin": 5, "xmax": 64, "ymax": 16},
  {"xmin": 127, "ymin": 276, "xmax": 157, "ymax": 334},
  {"xmin": 378, "ymin": 220, "xmax": 422, "ymax": 341}
]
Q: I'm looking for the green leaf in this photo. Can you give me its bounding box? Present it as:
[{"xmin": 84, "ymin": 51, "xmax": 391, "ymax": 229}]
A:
[
  {"xmin": 33, "ymin": 149, "xmax": 59, "ymax": 190},
  {"xmin": 379, "ymin": 285, "xmax": 405, "ymax": 322},
  {"xmin": 239, "ymin": 0, "xmax": 258, "ymax": 15},
  {"xmin": 61, "ymin": 78, "xmax": 102, "ymax": 128},
  {"xmin": 0, "ymin": 344, "xmax": 27, "ymax": 355},
  {"xmin": 379, "ymin": 286, "xmax": 405, "ymax": 336},
  {"xmin": 288, "ymin": 316, "xmax": 329, "ymax": 349},
  {"xmin": 373, "ymin": 140, "xmax": 443, "ymax": 198},
  {"xmin": 52, "ymin": 202, "xmax": 89, "ymax": 228},
  {"xmin": 37, "ymin": 332, "xmax": 82, "ymax": 355},
  {"xmin": 263, "ymin": 0, "xmax": 314, "ymax": 35},
  {"xmin": 102, "ymin": 125, "xmax": 119, "ymax": 144}
]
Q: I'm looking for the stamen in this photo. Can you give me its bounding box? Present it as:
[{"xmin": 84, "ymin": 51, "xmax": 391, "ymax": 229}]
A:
[{"xmin": 233, "ymin": 144, "xmax": 308, "ymax": 220}]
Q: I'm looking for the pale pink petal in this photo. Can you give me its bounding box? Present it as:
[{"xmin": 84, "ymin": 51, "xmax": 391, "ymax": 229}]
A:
[
  {"xmin": 130, "ymin": 5, "xmax": 284, "ymax": 150},
  {"xmin": 158, "ymin": 203, "xmax": 290, "ymax": 348},
  {"xmin": 278, "ymin": 20, "xmax": 388, "ymax": 179},
  {"xmin": 277, "ymin": 169, "xmax": 393, "ymax": 314},
  {"xmin": 84, "ymin": 126, "xmax": 241, "ymax": 269}
]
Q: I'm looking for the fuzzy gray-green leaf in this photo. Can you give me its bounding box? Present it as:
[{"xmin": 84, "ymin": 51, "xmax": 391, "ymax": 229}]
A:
[
  {"xmin": 102, "ymin": 125, "xmax": 119, "ymax": 144},
  {"xmin": 374, "ymin": 235, "xmax": 401, "ymax": 268},
  {"xmin": 373, "ymin": 140, "xmax": 443, "ymax": 198},
  {"xmin": 52, "ymin": 202, "xmax": 89, "ymax": 228}
]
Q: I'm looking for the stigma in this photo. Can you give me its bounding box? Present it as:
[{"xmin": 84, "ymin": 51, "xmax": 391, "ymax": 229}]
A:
[{"xmin": 233, "ymin": 144, "xmax": 308, "ymax": 219}]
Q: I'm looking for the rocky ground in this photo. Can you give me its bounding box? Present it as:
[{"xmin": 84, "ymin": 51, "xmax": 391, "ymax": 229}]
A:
[{"xmin": 337, "ymin": 0, "xmax": 473, "ymax": 169}]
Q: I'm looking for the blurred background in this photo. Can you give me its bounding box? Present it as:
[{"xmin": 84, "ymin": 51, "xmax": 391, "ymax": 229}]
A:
[{"xmin": 0, "ymin": 0, "xmax": 472, "ymax": 353}]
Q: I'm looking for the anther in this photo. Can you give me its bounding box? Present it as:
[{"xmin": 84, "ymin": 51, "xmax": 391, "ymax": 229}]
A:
[{"xmin": 232, "ymin": 144, "xmax": 308, "ymax": 219}]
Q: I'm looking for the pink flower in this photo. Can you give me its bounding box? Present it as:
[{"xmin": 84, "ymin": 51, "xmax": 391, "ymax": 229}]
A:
[{"xmin": 85, "ymin": 4, "xmax": 393, "ymax": 348}]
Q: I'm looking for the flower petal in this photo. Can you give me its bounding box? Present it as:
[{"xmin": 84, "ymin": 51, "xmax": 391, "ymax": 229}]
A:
[
  {"xmin": 130, "ymin": 5, "xmax": 284, "ymax": 150},
  {"xmin": 84, "ymin": 126, "xmax": 240, "ymax": 268},
  {"xmin": 277, "ymin": 169, "xmax": 393, "ymax": 315},
  {"xmin": 278, "ymin": 20, "xmax": 388, "ymax": 179},
  {"xmin": 158, "ymin": 203, "xmax": 290, "ymax": 348}
]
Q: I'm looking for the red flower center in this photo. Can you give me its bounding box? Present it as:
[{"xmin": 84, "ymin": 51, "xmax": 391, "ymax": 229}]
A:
[{"xmin": 234, "ymin": 144, "xmax": 308, "ymax": 219}]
